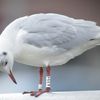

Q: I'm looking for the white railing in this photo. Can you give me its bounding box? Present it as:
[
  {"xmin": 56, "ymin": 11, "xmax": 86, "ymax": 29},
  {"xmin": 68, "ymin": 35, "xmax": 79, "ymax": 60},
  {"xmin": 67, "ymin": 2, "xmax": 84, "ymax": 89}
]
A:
[{"xmin": 0, "ymin": 91, "xmax": 100, "ymax": 100}]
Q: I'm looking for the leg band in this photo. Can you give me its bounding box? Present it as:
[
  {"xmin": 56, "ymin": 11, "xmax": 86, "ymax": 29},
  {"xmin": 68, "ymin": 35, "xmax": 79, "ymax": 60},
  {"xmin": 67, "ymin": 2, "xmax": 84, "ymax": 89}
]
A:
[{"xmin": 46, "ymin": 76, "xmax": 51, "ymax": 87}]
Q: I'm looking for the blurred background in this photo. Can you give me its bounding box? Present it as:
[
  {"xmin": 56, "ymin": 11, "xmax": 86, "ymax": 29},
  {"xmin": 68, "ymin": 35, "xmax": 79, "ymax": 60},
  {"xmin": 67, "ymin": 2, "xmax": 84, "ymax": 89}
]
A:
[{"xmin": 0, "ymin": 0, "xmax": 100, "ymax": 93}]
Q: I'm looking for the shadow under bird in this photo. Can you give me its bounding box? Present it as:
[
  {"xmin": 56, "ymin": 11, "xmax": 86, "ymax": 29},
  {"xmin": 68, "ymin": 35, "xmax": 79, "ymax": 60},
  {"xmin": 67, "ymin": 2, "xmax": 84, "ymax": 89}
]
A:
[{"xmin": 0, "ymin": 13, "xmax": 100, "ymax": 97}]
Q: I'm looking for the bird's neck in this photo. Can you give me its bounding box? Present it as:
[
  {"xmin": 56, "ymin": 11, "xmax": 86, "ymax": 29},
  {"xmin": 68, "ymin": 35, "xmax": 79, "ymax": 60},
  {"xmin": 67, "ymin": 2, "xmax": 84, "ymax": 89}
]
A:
[
  {"xmin": 0, "ymin": 16, "xmax": 28, "ymax": 55},
  {"xmin": 0, "ymin": 26, "xmax": 18, "ymax": 43},
  {"xmin": 0, "ymin": 36, "xmax": 14, "ymax": 54},
  {"xmin": 0, "ymin": 16, "xmax": 27, "ymax": 42}
]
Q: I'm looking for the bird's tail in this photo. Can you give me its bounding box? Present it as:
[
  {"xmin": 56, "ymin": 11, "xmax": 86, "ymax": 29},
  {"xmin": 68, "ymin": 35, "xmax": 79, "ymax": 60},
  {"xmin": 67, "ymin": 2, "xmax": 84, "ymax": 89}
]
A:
[{"xmin": 92, "ymin": 25, "xmax": 100, "ymax": 45}]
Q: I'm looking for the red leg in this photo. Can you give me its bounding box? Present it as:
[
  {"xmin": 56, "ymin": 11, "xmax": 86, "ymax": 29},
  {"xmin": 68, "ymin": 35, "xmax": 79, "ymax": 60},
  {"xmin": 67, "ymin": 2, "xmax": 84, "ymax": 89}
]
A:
[
  {"xmin": 35, "ymin": 65, "xmax": 51, "ymax": 97},
  {"xmin": 23, "ymin": 67, "xmax": 44, "ymax": 96},
  {"xmin": 35, "ymin": 67, "xmax": 44, "ymax": 97},
  {"xmin": 39, "ymin": 67, "xmax": 43, "ymax": 89}
]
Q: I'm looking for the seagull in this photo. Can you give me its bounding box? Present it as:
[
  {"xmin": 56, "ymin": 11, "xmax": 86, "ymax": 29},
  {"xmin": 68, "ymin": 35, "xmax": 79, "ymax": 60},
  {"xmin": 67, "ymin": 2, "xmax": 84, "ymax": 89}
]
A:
[{"xmin": 0, "ymin": 13, "xmax": 100, "ymax": 97}]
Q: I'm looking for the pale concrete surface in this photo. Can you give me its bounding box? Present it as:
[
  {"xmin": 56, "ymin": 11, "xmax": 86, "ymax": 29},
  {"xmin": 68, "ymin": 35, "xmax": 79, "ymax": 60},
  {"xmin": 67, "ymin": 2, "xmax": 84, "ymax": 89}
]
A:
[{"xmin": 0, "ymin": 91, "xmax": 100, "ymax": 100}]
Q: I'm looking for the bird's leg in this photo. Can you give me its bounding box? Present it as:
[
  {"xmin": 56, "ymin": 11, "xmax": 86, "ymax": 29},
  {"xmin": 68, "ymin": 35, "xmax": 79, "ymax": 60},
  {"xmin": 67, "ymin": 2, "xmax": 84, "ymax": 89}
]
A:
[
  {"xmin": 23, "ymin": 67, "xmax": 43, "ymax": 96},
  {"xmin": 44, "ymin": 65, "xmax": 51, "ymax": 92},
  {"xmin": 35, "ymin": 67, "xmax": 44, "ymax": 97},
  {"xmin": 35, "ymin": 65, "xmax": 51, "ymax": 97},
  {"xmin": 23, "ymin": 66, "xmax": 44, "ymax": 96}
]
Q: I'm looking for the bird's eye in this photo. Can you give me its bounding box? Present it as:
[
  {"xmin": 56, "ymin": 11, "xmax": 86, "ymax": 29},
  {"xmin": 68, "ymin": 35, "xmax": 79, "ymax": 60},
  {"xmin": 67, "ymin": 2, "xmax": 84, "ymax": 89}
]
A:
[
  {"xmin": 5, "ymin": 61, "xmax": 8, "ymax": 65},
  {"xmin": 2, "ymin": 52, "xmax": 7, "ymax": 55}
]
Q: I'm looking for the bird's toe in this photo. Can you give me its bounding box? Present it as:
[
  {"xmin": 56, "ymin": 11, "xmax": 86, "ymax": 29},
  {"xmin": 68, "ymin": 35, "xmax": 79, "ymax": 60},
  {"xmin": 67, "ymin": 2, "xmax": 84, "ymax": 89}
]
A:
[
  {"xmin": 35, "ymin": 88, "xmax": 51, "ymax": 97},
  {"xmin": 35, "ymin": 89, "xmax": 43, "ymax": 97},
  {"xmin": 23, "ymin": 91, "xmax": 35, "ymax": 96}
]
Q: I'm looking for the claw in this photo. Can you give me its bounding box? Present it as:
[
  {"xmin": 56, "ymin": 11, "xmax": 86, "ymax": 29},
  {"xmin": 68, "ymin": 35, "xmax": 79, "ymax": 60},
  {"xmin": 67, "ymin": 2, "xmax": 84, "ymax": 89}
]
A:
[
  {"xmin": 30, "ymin": 91, "xmax": 35, "ymax": 96},
  {"xmin": 23, "ymin": 91, "xmax": 31, "ymax": 94},
  {"xmin": 35, "ymin": 87, "xmax": 51, "ymax": 97},
  {"xmin": 35, "ymin": 89, "xmax": 43, "ymax": 97},
  {"xmin": 23, "ymin": 91, "xmax": 35, "ymax": 96}
]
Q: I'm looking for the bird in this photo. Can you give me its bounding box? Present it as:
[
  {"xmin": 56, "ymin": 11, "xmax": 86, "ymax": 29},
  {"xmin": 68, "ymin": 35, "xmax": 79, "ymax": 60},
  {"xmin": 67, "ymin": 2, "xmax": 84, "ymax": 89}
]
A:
[{"xmin": 0, "ymin": 13, "xmax": 100, "ymax": 97}]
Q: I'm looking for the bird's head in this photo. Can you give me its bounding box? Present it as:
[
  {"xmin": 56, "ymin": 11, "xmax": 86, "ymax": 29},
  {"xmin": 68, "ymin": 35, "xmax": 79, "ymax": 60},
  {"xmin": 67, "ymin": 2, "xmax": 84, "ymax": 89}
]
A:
[{"xmin": 0, "ymin": 51, "xmax": 17, "ymax": 84}]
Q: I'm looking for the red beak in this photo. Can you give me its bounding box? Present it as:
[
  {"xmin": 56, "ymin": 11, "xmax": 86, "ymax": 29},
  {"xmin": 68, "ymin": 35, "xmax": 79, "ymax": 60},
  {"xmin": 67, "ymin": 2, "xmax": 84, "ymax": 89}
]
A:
[{"xmin": 8, "ymin": 70, "xmax": 17, "ymax": 84}]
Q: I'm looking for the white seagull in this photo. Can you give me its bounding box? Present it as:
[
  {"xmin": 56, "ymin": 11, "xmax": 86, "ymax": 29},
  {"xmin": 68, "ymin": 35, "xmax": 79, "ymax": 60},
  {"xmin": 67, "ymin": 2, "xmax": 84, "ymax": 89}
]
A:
[{"xmin": 0, "ymin": 13, "xmax": 100, "ymax": 97}]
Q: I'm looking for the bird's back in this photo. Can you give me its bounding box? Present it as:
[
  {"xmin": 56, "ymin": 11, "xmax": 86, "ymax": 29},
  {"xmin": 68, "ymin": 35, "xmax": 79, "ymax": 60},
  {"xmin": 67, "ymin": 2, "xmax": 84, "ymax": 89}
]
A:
[{"xmin": 21, "ymin": 13, "xmax": 100, "ymax": 50}]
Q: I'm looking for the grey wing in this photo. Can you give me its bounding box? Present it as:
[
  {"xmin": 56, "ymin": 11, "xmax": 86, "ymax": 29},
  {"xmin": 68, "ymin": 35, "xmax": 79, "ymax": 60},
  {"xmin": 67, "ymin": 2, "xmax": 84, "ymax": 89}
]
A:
[
  {"xmin": 18, "ymin": 13, "xmax": 100, "ymax": 50},
  {"xmin": 19, "ymin": 27, "xmax": 77, "ymax": 49}
]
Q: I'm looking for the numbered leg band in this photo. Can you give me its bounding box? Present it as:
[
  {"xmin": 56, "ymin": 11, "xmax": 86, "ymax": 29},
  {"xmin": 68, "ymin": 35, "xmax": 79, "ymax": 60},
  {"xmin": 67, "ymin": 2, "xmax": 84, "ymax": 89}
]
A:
[{"xmin": 46, "ymin": 76, "xmax": 51, "ymax": 87}]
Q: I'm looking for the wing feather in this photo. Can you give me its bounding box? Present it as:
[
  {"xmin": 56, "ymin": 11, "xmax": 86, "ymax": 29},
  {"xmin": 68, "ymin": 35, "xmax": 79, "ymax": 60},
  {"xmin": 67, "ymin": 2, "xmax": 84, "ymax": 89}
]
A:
[{"xmin": 17, "ymin": 13, "xmax": 100, "ymax": 50}]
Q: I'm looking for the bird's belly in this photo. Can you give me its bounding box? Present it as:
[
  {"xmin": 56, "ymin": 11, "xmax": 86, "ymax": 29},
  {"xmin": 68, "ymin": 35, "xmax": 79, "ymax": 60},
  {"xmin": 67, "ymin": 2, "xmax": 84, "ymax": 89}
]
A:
[
  {"xmin": 14, "ymin": 44, "xmax": 68, "ymax": 67},
  {"xmin": 14, "ymin": 39, "xmax": 99, "ymax": 67}
]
